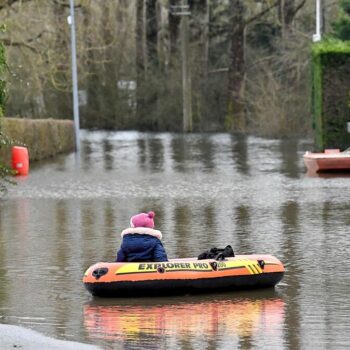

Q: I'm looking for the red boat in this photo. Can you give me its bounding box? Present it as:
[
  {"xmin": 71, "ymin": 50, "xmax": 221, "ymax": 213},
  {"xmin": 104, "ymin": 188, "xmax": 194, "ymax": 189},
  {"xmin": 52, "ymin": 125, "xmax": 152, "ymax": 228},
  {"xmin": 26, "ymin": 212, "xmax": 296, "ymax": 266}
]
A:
[{"xmin": 303, "ymin": 149, "xmax": 350, "ymax": 173}]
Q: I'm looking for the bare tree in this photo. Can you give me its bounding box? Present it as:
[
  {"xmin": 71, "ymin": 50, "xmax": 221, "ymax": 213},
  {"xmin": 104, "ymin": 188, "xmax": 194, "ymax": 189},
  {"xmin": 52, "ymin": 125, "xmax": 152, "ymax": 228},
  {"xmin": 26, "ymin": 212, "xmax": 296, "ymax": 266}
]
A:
[
  {"xmin": 279, "ymin": 0, "xmax": 307, "ymax": 37},
  {"xmin": 136, "ymin": 0, "xmax": 146, "ymax": 121},
  {"xmin": 146, "ymin": 0, "xmax": 159, "ymax": 71},
  {"xmin": 227, "ymin": 0, "xmax": 246, "ymax": 131},
  {"xmin": 226, "ymin": 0, "xmax": 280, "ymax": 132},
  {"xmin": 168, "ymin": 0, "xmax": 181, "ymax": 66}
]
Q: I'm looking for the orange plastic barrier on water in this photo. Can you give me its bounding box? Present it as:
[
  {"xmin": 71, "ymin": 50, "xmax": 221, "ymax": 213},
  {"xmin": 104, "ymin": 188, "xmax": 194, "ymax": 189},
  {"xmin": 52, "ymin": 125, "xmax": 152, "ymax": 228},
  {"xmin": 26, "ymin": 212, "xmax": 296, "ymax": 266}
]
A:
[{"xmin": 12, "ymin": 146, "xmax": 29, "ymax": 176}]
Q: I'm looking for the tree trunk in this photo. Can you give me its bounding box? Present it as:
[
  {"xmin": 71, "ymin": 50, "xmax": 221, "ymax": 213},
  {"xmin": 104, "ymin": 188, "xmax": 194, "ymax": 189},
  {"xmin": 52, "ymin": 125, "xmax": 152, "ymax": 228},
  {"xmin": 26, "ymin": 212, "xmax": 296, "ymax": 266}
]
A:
[
  {"xmin": 100, "ymin": 1, "xmax": 119, "ymax": 128},
  {"xmin": 50, "ymin": 2, "xmax": 70, "ymax": 118},
  {"xmin": 190, "ymin": 0, "xmax": 209, "ymax": 125},
  {"xmin": 145, "ymin": 0, "xmax": 159, "ymax": 71},
  {"xmin": 181, "ymin": 0, "xmax": 192, "ymax": 132},
  {"xmin": 227, "ymin": 0, "xmax": 246, "ymax": 132},
  {"xmin": 279, "ymin": 0, "xmax": 295, "ymax": 37},
  {"xmin": 143, "ymin": 0, "xmax": 159, "ymax": 129},
  {"xmin": 82, "ymin": 3, "xmax": 101, "ymax": 128},
  {"xmin": 169, "ymin": 0, "xmax": 181, "ymax": 66},
  {"xmin": 136, "ymin": 0, "xmax": 146, "ymax": 122},
  {"xmin": 279, "ymin": 0, "xmax": 307, "ymax": 37}
]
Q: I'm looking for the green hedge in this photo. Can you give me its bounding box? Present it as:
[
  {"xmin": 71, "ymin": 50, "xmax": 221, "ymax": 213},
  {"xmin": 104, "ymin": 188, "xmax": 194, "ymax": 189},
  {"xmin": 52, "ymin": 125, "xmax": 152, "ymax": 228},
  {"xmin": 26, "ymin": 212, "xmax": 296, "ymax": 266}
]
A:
[
  {"xmin": 0, "ymin": 27, "xmax": 5, "ymax": 117},
  {"xmin": 1, "ymin": 118, "xmax": 75, "ymax": 164},
  {"xmin": 312, "ymin": 40, "xmax": 350, "ymax": 150},
  {"xmin": 0, "ymin": 27, "xmax": 12, "ymax": 193}
]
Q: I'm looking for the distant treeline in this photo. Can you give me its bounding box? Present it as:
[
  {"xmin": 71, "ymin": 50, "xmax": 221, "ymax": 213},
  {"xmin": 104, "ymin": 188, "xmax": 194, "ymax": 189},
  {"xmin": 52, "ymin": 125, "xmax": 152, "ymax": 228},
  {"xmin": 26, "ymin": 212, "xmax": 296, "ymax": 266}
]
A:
[{"xmin": 0, "ymin": 0, "xmax": 343, "ymax": 136}]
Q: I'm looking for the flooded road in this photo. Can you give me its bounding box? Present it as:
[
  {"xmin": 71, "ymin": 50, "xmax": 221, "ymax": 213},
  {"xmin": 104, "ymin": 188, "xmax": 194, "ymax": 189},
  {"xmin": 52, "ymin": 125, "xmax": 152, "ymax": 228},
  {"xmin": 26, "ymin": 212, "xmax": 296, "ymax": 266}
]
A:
[{"xmin": 0, "ymin": 131, "xmax": 349, "ymax": 349}]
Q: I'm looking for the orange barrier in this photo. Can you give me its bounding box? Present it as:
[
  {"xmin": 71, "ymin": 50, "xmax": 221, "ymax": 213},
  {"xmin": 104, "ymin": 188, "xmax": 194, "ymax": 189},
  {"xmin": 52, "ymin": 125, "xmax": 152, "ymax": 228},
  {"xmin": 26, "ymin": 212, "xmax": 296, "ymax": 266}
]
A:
[
  {"xmin": 83, "ymin": 255, "xmax": 285, "ymax": 297},
  {"xmin": 11, "ymin": 146, "xmax": 29, "ymax": 176}
]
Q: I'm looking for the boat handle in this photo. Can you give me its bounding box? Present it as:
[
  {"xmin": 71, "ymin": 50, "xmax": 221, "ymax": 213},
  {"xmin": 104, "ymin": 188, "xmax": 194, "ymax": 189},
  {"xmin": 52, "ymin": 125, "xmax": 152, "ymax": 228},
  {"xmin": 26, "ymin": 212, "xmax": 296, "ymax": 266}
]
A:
[
  {"xmin": 210, "ymin": 262, "xmax": 218, "ymax": 271},
  {"xmin": 92, "ymin": 267, "xmax": 109, "ymax": 280},
  {"xmin": 257, "ymin": 260, "xmax": 265, "ymax": 269}
]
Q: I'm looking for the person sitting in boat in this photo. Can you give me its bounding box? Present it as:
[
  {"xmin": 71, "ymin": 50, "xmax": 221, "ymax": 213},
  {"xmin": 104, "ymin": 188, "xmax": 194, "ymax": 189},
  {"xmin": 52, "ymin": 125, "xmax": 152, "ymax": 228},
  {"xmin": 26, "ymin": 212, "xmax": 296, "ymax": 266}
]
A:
[{"xmin": 116, "ymin": 211, "xmax": 168, "ymax": 262}]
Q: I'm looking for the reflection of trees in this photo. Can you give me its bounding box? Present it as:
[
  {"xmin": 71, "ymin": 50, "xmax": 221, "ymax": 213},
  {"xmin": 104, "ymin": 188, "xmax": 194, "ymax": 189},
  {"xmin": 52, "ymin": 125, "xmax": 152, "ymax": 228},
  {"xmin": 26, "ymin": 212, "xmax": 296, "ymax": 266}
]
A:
[
  {"xmin": 51, "ymin": 201, "xmax": 70, "ymax": 339},
  {"xmin": 280, "ymin": 201, "xmax": 301, "ymax": 350},
  {"xmin": 234, "ymin": 204, "xmax": 253, "ymax": 254},
  {"xmin": 137, "ymin": 139, "xmax": 147, "ymax": 171},
  {"xmin": 102, "ymin": 139, "xmax": 113, "ymax": 171},
  {"xmin": 171, "ymin": 135, "xmax": 188, "ymax": 173},
  {"xmin": 102, "ymin": 200, "xmax": 116, "ymax": 259},
  {"xmin": 0, "ymin": 202, "xmax": 8, "ymax": 309},
  {"xmin": 194, "ymin": 137, "xmax": 214, "ymax": 171},
  {"xmin": 231, "ymin": 134, "xmax": 250, "ymax": 175},
  {"xmin": 53, "ymin": 201, "xmax": 69, "ymax": 267},
  {"xmin": 137, "ymin": 137, "xmax": 165, "ymax": 171},
  {"xmin": 170, "ymin": 134, "xmax": 216, "ymax": 172},
  {"xmin": 148, "ymin": 138, "xmax": 164, "ymax": 171},
  {"xmin": 279, "ymin": 139, "xmax": 300, "ymax": 179},
  {"xmin": 173, "ymin": 205, "xmax": 191, "ymax": 258},
  {"xmin": 81, "ymin": 139, "xmax": 93, "ymax": 171},
  {"xmin": 203, "ymin": 205, "xmax": 215, "ymax": 233}
]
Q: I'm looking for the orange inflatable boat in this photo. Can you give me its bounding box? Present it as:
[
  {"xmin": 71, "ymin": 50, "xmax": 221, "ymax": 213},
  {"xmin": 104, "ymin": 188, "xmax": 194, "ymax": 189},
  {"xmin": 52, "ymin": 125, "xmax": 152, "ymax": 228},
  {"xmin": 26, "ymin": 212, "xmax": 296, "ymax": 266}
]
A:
[{"xmin": 83, "ymin": 255, "xmax": 284, "ymax": 297}]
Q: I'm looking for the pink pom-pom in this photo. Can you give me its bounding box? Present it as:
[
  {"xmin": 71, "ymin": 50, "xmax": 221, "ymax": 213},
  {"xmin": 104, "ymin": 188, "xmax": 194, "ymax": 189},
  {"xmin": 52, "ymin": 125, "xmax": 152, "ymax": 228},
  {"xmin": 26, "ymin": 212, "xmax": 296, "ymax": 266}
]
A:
[{"xmin": 148, "ymin": 211, "xmax": 155, "ymax": 219}]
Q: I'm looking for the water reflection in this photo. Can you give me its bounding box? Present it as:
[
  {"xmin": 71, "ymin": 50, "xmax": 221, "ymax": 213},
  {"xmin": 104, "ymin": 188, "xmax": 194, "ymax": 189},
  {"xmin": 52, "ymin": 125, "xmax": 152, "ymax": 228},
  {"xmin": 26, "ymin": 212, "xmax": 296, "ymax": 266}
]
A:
[
  {"xmin": 280, "ymin": 201, "xmax": 301, "ymax": 350},
  {"xmin": 137, "ymin": 139, "xmax": 147, "ymax": 171},
  {"xmin": 148, "ymin": 137, "xmax": 164, "ymax": 172},
  {"xmin": 173, "ymin": 205, "xmax": 192, "ymax": 258},
  {"xmin": 279, "ymin": 139, "xmax": 300, "ymax": 179},
  {"xmin": 235, "ymin": 204, "xmax": 254, "ymax": 253},
  {"xmin": 81, "ymin": 139, "xmax": 93, "ymax": 171},
  {"xmin": 193, "ymin": 136, "xmax": 215, "ymax": 171},
  {"xmin": 137, "ymin": 137, "xmax": 165, "ymax": 172},
  {"xmin": 103, "ymin": 139, "xmax": 113, "ymax": 171},
  {"xmin": 306, "ymin": 170, "xmax": 350, "ymax": 178},
  {"xmin": 171, "ymin": 135, "xmax": 188, "ymax": 173},
  {"xmin": 231, "ymin": 134, "xmax": 250, "ymax": 175},
  {"xmin": 84, "ymin": 292, "xmax": 285, "ymax": 350}
]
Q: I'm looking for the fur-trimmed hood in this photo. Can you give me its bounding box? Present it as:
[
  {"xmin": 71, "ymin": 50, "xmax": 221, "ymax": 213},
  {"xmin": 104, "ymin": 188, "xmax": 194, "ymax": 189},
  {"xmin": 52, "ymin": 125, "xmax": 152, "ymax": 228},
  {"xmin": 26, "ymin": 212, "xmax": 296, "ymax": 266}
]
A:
[{"xmin": 121, "ymin": 227, "xmax": 162, "ymax": 240}]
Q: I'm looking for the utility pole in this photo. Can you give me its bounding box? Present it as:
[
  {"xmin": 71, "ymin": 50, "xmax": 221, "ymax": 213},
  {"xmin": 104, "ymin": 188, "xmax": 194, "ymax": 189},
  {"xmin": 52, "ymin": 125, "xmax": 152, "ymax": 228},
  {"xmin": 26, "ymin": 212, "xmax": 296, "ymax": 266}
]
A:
[
  {"xmin": 171, "ymin": 0, "xmax": 192, "ymax": 132},
  {"xmin": 68, "ymin": 0, "xmax": 80, "ymax": 151},
  {"xmin": 313, "ymin": 0, "xmax": 322, "ymax": 42}
]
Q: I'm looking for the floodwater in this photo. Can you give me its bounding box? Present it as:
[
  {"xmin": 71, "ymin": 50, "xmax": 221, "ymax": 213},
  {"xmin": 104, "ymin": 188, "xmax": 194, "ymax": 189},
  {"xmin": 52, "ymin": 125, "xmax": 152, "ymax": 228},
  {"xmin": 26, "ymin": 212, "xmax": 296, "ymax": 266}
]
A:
[{"xmin": 0, "ymin": 131, "xmax": 349, "ymax": 349}]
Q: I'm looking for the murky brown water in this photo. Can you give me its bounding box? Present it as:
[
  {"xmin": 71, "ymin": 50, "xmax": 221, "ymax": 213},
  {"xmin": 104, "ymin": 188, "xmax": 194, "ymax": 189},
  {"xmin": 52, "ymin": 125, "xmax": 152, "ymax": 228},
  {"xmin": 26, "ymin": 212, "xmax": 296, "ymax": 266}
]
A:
[{"xmin": 1, "ymin": 131, "xmax": 350, "ymax": 349}]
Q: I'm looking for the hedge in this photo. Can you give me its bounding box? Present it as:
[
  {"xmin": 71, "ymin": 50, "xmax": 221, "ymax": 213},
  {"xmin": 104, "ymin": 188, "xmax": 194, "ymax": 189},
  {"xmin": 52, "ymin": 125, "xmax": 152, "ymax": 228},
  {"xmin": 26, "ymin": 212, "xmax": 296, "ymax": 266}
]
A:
[{"xmin": 311, "ymin": 40, "xmax": 350, "ymax": 150}]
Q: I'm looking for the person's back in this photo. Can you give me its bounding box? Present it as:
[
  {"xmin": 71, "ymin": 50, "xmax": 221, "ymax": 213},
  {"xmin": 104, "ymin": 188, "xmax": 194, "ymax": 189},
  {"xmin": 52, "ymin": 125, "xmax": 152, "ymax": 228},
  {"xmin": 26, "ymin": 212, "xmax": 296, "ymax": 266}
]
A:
[{"xmin": 116, "ymin": 211, "xmax": 168, "ymax": 262}]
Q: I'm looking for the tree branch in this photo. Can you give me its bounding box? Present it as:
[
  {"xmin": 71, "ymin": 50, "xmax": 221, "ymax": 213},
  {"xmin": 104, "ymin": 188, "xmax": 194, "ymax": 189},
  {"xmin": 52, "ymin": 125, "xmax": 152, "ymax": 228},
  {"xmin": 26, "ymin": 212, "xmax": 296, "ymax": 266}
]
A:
[
  {"xmin": 51, "ymin": 0, "xmax": 81, "ymax": 9},
  {"xmin": 294, "ymin": 0, "xmax": 307, "ymax": 17},
  {"xmin": 245, "ymin": 0, "xmax": 280, "ymax": 26},
  {"xmin": 2, "ymin": 30, "xmax": 49, "ymax": 52},
  {"xmin": 0, "ymin": 0, "xmax": 32, "ymax": 11}
]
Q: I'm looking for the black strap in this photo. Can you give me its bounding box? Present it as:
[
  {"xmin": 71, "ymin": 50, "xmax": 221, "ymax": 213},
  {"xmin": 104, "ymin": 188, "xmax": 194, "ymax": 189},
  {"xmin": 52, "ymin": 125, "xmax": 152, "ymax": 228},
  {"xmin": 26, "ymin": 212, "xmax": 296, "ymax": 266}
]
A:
[{"xmin": 197, "ymin": 245, "xmax": 235, "ymax": 260}]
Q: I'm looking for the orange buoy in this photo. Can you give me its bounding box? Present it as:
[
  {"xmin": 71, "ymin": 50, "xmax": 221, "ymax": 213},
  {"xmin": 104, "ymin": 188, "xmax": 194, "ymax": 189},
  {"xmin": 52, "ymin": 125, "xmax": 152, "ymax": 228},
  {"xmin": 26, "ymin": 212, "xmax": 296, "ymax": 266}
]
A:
[{"xmin": 12, "ymin": 146, "xmax": 29, "ymax": 176}]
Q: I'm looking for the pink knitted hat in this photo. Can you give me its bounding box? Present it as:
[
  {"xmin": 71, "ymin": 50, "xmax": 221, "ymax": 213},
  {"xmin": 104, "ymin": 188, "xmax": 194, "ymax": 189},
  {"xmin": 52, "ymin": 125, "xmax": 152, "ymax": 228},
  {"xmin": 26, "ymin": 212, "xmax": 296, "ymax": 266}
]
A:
[{"xmin": 130, "ymin": 211, "xmax": 155, "ymax": 229}]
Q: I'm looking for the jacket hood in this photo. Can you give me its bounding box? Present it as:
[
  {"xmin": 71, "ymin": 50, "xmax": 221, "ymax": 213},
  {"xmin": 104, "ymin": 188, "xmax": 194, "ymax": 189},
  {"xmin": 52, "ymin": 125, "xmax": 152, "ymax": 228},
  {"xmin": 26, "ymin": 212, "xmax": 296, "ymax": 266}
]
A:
[{"xmin": 121, "ymin": 227, "xmax": 162, "ymax": 240}]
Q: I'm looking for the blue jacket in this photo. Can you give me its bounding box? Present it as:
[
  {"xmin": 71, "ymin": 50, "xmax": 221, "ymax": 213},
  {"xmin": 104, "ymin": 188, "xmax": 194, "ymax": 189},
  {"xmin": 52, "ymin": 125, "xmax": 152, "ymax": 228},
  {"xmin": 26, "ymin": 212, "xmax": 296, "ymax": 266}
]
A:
[{"xmin": 116, "ymin": 229, "xmax": 168, "ymax": 262}]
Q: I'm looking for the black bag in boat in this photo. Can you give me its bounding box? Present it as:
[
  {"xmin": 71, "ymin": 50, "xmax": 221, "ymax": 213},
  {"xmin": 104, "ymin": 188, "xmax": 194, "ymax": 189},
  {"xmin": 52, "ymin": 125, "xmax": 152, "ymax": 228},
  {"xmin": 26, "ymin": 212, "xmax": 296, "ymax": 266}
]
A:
[{"xmin": 197, "ymin": 245, "xmax": 235, "ymax": 261}]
